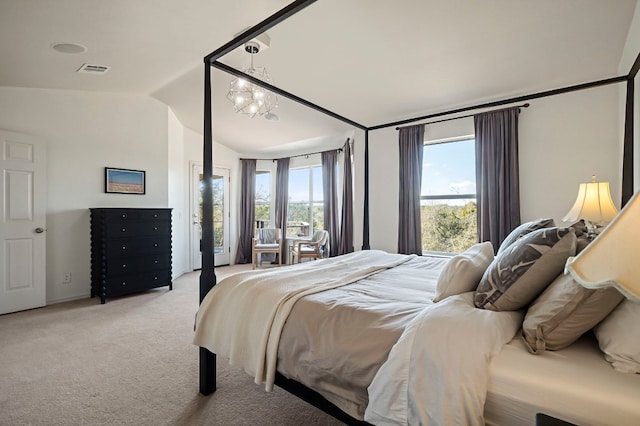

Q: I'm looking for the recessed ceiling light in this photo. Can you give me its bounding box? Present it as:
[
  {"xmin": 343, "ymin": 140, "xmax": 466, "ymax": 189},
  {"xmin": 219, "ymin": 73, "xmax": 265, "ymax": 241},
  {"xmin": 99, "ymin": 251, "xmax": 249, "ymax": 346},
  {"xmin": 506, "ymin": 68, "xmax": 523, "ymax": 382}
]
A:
[{"xmin": 51, "ymin": 43, "xmax": 87, "ymax": 54}]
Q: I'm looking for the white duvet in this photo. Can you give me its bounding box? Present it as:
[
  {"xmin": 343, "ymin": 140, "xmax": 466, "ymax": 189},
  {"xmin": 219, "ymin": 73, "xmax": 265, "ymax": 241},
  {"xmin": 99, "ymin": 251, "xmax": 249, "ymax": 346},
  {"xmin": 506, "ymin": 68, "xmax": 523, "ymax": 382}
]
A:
[
  {"xmin": 365, "ymin": 292, "xmax": 523, "ymax": 426},
  {"xmin": 193, "ymin": 250, "xmax": 413, "ymax": 391}
]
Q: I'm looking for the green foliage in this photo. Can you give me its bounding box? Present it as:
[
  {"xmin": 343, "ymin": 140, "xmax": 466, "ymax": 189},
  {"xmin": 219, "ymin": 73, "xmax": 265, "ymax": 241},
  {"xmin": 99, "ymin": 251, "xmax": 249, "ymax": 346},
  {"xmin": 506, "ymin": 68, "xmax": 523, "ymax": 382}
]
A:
[
  {"xmin": 421, "ymin": 202, "xmax": 477, "ymax": 253},
  {"xmin": 286, "ymin": 202, "xmax": 324, "ymax": 237}
]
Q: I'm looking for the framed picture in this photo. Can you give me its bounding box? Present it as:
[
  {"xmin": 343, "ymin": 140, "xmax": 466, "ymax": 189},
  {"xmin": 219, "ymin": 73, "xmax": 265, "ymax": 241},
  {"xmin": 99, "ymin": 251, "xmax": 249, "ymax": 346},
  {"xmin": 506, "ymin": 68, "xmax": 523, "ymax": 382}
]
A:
[{"xmin": 104, "ymin": 167, "xmax": 145, "ymax": 194}]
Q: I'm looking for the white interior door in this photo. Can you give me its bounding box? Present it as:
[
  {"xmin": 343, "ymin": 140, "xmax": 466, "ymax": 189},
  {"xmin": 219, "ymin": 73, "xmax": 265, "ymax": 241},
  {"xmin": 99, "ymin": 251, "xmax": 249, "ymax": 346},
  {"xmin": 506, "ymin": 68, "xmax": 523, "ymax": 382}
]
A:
[
  {"xmin": 0, "ymin": 130, "xmax": 46, "ymax": 315},
  {"xmin": 191, "ymin": 163, "xmax": 230, "ymax": 270}
]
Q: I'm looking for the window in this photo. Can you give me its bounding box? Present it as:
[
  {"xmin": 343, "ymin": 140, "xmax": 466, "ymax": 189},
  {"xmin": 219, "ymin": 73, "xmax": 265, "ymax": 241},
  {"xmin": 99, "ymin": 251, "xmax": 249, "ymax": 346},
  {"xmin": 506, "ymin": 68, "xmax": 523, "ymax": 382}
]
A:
[
  {"xmin": 421, "ymin": 138, "xmax": 477, "ymax": 253},
  {"xmin": 287, "ymin": 166, "xmax": 323, "ymax": 238},
  {"xmin": 255, "ymin": 170, "xmax": 271, "ymax": 227}
]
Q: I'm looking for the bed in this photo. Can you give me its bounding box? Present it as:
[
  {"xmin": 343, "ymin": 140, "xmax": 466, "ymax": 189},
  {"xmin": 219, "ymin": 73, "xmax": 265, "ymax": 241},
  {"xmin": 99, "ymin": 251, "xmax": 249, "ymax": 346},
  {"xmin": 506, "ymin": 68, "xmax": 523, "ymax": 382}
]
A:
[
  {"xmin": 193, "ymin": 235, "xmax": 640, "ymax": 425},
  {"xmin": 195, "ymin": 2, "xmax": 640, "ymax": 424}
]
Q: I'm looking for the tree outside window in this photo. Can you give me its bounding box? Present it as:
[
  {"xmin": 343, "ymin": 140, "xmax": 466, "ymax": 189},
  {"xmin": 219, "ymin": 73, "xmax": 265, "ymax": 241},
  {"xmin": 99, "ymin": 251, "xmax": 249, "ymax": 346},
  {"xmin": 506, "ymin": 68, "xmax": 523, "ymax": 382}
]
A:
[
  {"xmin": 287, "ymin": 166, "xmax": 323, "ymax": 237},
  {"xmin": 255, "ymin": 171, "xmax": 271, "ymax": 227},
  {"xmin": 421, "ymin": 139, "xmax": 477, "ymax": 253}
]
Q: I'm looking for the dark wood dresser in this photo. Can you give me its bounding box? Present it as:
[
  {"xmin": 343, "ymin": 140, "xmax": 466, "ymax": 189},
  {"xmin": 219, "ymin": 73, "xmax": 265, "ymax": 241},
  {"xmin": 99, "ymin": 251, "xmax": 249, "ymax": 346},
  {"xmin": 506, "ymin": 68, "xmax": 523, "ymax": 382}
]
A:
[{"xmin": 90, "ymin": 208, "xmax": 172, "ymax": 304}]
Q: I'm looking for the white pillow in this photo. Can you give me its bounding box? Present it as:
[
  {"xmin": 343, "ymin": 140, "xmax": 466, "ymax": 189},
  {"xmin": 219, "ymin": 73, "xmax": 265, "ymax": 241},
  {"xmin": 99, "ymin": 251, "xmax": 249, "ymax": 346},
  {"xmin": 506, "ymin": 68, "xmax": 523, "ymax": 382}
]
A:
[
  {"xmin": 433, "ymin": 242, "xmax": 494, "ymax": 302},
  {"xmin": 594, "ymin": 298, "xmax": 640, "ymax": 373}
]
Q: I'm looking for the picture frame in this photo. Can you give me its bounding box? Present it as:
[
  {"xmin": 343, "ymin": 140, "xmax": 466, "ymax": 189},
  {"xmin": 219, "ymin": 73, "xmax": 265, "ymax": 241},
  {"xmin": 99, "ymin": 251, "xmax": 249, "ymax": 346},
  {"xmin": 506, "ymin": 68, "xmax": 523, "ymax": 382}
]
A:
[{"xmin": 104, "ymin": 167, "xmax": 146, "ymax": 194}]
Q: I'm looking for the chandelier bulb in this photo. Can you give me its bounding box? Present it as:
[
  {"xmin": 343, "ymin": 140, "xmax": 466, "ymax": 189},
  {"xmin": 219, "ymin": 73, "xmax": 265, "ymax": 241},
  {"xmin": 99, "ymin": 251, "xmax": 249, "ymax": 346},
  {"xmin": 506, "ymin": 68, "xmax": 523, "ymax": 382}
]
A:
[{"xmin": 226, "ymin": 38, "xmax": 278, "ymax": 119}]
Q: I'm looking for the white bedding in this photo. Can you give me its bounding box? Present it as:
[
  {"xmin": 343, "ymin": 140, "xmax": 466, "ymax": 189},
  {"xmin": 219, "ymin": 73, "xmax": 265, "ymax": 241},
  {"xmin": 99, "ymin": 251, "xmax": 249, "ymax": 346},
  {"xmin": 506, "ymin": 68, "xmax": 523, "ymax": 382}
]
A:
[
  {"xmin": 193, "ymin": 250, "xmax": 413, "ymax": 391},
  {"xmin": 365, "ymin": 292, "xmax": 523, "ymax": 426},
  {"xmin": 277, "ymin": 254, "xmax": 449, "ymax": 419},
  {"xmin": 485, "ymin": 334, "xmax": 640, "ymax": 426},
  {"xmin": 194, "ymin": 249, "xmax": 639, "ymax": 425}
]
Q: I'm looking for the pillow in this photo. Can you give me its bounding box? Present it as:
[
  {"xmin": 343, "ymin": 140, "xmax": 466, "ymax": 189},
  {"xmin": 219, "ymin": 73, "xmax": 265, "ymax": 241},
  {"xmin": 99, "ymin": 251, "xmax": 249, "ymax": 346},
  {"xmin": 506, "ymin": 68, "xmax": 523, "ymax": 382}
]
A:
[
  {"xmin": 497, "ymin": 218, "xmax": 555, "ymax": 256},
  {"xmin": 433, "ymin": 241, "xmax": 494, "ymax": 302},
  {"xmin": 594, "ymin": 299, "xmax": 640, "ymax": 373},
  {"xmin": 568, "ymin": 219, "xmax": 588, "ymax": 237},
  {"xmin": 474, "ymin": 227, "xmax": 576, "ymax": 311},
  {"xmin": 522, "ymin": 273, "xmax": 623, "ymax": 353}
]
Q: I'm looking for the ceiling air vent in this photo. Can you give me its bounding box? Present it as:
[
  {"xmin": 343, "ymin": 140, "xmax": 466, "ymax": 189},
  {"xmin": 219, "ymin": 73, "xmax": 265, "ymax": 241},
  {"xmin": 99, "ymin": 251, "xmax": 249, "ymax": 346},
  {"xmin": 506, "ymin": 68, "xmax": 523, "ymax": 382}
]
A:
[{"xmin": 76, "ymin": 63, "xmax": 111, "ymax": 74}]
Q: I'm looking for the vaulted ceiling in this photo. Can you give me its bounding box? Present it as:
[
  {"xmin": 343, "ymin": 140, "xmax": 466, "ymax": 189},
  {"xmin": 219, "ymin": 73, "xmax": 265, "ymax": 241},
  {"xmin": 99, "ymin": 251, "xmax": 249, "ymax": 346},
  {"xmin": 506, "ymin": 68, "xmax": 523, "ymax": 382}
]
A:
[{"xmin": 1, "ymin": 0, "xmax": 637, "ymax": 156}]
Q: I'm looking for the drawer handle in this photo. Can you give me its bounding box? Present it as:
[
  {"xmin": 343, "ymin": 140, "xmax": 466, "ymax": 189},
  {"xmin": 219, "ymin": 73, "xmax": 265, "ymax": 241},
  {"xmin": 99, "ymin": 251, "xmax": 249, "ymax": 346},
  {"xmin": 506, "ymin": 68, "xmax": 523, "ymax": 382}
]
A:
[
  {"xmin": 122, "ymin": 264, "xmax": 127, "ymax": 268},
  {"xmin": 153, "ymin": 227, "xmax": 158, "ymax": 231},
  {"xmin": 154, "ymin": 276, "xmax": 158, "ymax": 280},
  {"xmin": 153, "ymin": 243, "xmax": 158, "ymax": 247},
  {"xmin": 121, "ymin": 281, "xmax": 126, "ymax": 286},
  {"xmin": 154, "ymin": 260, "xmax": 158, "ymax": 264},
  {"xmin": 122, "ymin": 246, "xmax": 126, "ymax": 250},
  {"xmin": 153, "ymin": 214, "xmax": 158, "ymax": 218},
  {"xmin": 121, "ymin": 214, "xmax": 126, "ymax": 218},
  {"xmin": 121, "ymin": 228, "xmax": 126, "ymax": 232}
]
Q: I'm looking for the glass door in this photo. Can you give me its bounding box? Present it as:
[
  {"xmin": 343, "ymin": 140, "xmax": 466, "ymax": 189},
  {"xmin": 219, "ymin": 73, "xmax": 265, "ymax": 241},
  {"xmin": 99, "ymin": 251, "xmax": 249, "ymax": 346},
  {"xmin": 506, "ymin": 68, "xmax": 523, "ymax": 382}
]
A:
[{"xmin": 191, "ymin": 164, "xmax": 230, "ymax": 269}]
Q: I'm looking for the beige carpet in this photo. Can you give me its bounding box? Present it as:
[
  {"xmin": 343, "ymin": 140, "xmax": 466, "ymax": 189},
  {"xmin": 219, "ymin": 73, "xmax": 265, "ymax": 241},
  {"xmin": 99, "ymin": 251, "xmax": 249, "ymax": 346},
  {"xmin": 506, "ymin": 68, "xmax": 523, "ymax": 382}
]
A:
[{"xmin": 0, "ymin": 265, "xmax": 344, "ymax": 426}]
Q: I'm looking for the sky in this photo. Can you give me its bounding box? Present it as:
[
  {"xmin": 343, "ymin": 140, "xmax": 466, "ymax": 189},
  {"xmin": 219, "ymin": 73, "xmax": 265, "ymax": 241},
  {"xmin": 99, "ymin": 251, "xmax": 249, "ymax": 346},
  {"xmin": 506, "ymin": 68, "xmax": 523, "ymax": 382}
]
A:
[
  {"xmin": 421, "ymin": 139, "xmax": 476, "ymax": 196},
  {"xmin": 256, "ymin": 167, "xmax": 323, "ymax": 203}
]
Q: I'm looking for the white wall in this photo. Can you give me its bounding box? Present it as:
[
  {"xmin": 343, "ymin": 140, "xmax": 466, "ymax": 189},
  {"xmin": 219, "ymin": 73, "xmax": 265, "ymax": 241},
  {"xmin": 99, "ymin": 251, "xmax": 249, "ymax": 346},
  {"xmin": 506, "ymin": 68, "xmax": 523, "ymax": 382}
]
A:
[
  {"xmin": 618, "ymin": 0, "xmax": 640, "ymax": 192},
  {"xmin": 168, "ymin": 108, "xmax": 188, "ymax": 278},
  {"xmin": 519, "ymin": 84, "xmax": 622, "ymax": 221},
  {"xmin": 351, "ymin": 129, "xmax": 366, "ymax": 252},
  {"xmin": 364, "ymin": 83, "xmax": 624, "ymax": 253},
  {"xmin": 0, "ymin": 87, "xmax": 170, "ymax": 303}
]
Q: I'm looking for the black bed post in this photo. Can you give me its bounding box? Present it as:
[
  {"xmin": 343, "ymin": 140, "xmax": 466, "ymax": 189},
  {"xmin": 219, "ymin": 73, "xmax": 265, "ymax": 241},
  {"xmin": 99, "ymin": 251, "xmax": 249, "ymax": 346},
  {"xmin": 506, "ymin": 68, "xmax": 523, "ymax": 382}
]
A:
[
  {"xmin": 199, "ymin": 62, "xmax": 217, "ymax": 395},
  {"xmin": 362, "ymin": 129, "xmax": 370, "ymax": 250}
]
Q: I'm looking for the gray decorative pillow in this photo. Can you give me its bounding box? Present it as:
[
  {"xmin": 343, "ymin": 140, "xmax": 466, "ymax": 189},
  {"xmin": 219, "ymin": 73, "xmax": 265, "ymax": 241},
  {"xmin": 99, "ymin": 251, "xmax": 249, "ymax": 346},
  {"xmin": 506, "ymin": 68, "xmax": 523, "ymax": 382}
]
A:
[
  {"xmin": 475, "ymin": 227, "xmax": 577, "ymax": 311},
  {"xmin": 522, "ymin": 273, "xmax": 624, "ymax": 353},
  {"xmin": 497, "ymin": 218, "xmax": 555, "ymax": 256}
]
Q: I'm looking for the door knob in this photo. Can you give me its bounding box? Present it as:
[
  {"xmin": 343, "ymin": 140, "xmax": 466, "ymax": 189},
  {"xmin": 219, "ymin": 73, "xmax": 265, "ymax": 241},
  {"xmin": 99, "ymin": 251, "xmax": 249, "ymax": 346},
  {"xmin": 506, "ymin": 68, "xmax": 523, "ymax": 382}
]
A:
[{"xmin": 35, "ymin": 227, "xmax": 45, "ymax": 233}]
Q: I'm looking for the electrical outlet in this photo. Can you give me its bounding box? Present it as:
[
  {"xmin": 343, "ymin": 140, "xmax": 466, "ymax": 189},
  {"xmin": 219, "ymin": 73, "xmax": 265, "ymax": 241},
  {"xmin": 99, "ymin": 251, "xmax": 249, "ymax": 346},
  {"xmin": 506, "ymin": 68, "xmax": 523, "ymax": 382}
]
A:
[{"xmin": 63, "ymin": 272, "xmax": 72, "ymax": 284}]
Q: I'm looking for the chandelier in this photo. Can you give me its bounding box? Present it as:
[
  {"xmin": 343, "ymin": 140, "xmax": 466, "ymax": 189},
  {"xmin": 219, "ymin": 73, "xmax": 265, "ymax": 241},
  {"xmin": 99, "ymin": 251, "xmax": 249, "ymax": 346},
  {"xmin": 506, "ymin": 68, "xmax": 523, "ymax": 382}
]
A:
[{"xmin": 226, "ymin": 41, "xmax": 279, "ymax": 120}]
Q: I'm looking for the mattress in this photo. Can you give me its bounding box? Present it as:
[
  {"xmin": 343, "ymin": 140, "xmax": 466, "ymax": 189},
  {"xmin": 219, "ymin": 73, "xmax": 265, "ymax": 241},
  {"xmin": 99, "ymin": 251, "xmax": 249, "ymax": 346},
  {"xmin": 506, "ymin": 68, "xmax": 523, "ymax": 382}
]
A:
[{"xmin": 485, "ymin": 333, "xmax": 640, "ymax": 426}]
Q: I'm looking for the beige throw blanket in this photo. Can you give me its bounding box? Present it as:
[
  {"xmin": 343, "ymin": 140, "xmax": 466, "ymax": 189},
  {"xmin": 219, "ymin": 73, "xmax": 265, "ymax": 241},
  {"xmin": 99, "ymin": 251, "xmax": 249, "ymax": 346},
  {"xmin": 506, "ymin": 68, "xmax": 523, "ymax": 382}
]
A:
[{"xmin": 193, "ymin": 250, "xmax": 414, "ymax": 391}]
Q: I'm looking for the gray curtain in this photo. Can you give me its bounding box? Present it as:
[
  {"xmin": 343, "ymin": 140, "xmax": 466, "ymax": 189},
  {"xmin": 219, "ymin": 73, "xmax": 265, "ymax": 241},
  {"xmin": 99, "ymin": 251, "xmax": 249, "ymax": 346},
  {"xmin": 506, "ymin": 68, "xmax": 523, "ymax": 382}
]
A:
[
  {"xmin": 338, "ymin": 140, "xmax": 354, "ymax": 255},
  {"xmin": 322, "ymin": 150, "xmax": 339, "ymax": 257},
  {"xmin": 275, "ymin": 157, "xmax": 290, "ymax": 262},
  {"xmin": 398, "ymin": 124, "xmax": 425, "ymax": 255},
  {"xmin": 235, "ymin": 159, "xmax": 256, "ymax": 264},
  {"xmin": 474, "ymin": 107, "xmax": 521, "ymax": 252}
]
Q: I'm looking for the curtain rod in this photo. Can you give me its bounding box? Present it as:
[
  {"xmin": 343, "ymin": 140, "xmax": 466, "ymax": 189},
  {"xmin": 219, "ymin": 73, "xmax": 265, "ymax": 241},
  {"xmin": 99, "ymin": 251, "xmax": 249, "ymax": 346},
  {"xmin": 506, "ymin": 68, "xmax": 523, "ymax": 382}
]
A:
[
  {"xmin": 395, "ymin": 103, "xmax": 530, "ymax": 130},
  {"xmin": 239, "ymin": 138, "xmax": 349, "ymax": 162}
]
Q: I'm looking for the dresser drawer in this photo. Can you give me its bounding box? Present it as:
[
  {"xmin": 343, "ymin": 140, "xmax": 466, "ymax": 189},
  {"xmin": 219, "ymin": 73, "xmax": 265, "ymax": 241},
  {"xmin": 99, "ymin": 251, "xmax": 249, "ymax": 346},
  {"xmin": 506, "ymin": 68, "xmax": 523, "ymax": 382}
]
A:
[
  {"xmin": 102, "ymin": 209, "xmax": 143, "ymax": 221},
  {"xmin": 139, "ymin": 209, "xmax": 170, "ymax": 221},
  {"xmin": 107, "ymin": 269, "xmax": 172, "ymax": 297},
  {"xmin": 106, "ymin": 254, "xmax": 171, "ymax": 276},
  {"xmin": 104, "ymin": 221, "xmax": 170, "ymax": 239},
  {"xmin": 106, "ymin": 237, "xmax": 171, "ymax": 257}
]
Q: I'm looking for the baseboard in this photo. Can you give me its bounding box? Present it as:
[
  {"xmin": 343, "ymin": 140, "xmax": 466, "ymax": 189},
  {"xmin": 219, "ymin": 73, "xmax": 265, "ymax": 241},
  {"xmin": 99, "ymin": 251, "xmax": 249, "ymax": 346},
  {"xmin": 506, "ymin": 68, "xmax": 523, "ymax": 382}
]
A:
[{"xmin": 46, "ymin": 293, "xmax": 89, "ymax": 305}]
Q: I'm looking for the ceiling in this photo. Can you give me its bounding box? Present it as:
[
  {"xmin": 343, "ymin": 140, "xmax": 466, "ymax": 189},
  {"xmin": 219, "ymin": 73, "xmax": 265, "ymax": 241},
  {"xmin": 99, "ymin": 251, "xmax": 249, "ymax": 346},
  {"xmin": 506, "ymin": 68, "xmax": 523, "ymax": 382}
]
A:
[{"xmin": 1, "ymin": 0, "xmax": 637, "ymax": 157}]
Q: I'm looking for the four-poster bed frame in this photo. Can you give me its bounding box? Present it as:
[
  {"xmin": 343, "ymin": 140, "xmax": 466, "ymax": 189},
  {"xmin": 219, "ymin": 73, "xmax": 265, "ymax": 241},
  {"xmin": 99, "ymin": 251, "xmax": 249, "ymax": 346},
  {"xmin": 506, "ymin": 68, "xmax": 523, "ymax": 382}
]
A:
[{"xmin": 198, "ymin": 0, "xmax": 639, "ymax": 423}]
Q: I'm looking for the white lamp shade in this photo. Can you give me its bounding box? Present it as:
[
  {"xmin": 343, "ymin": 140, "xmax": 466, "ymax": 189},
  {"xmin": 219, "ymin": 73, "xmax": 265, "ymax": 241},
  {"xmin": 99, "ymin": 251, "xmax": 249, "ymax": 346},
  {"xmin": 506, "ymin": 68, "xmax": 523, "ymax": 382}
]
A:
[
  {"xmin": 562, "ymin": 180, "xmax": 618, "ymax": 224},
  {"xmin": 565, "ymin": 191, "xmax": 640, "ymax": 301}
]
